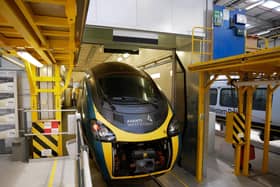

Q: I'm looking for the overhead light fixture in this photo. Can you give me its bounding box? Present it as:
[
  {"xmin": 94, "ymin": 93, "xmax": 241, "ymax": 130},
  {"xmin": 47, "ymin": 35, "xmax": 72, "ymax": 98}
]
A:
[
  {"xmin": 275, "ymin": 6, "xmax": 280, "ymax": 11},
  {"xmin": 262, "ymin": 0, "xmax": 280, "ymax": 8},
  {"xmin": 246, "ymin": 0, "xmax": 265, "ymax": 10},
  {"xmin": 16, "ymin": 51, "xmax": 43, "ymax": 68},
  {"xmin": 113, "ymin": 29, "xmax": 158, "ymax": 45},
  {"xmin": 248, "ymin": 0, "xmax": 261, "ymax": 2},
  {"xmin": 117, "ymin": 57, "xmax": 123, "ymax": 62},
  {"xmin": 1, "ymin": 55, "xmax": 24, "ymax": 68},
  {"xmin": 123, "ymin": 53, "xmax": 130, "ymax": 58},
  {"xmin": 256, "ymin": 30, "xmax": 271, "ymax": 35},
  {"xmin": 150, "ymin": 73, "xmax": 160, "ymax": 79}
]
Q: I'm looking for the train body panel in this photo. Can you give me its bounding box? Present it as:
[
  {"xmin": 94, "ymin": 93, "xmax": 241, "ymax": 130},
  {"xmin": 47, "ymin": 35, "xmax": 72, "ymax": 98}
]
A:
[
  {"xmin": 78, "ymin": 62, "xmax": 180, "ymax": 180},
  {"xmin": 210, "ymin": 81, "xmax": 280, "ymax": 138}
]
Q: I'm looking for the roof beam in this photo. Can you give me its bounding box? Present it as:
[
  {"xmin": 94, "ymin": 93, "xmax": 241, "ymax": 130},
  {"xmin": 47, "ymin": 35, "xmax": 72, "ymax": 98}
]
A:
[
  {"xmin": 15, "ymin": 0, "xmax": 47, "ymax": 46},
  {"xmin": 23, "ymin": 0, "xmax": 66, "ymax": 5},
  {"xmin": 0, "ymin": 16, "xmax": 9, "ymax": 26},
  {"xmin": 0, "ymin": 0, "xmax": 53, "ymax": 64},
  {"xmin": 0, "ymin": 27, "xmax": 19, "ymax": 35},
  {"xmin": 34, "ymin": 16, "xmax": 68, "ymax": 27},
  {"xmin": 54, "ymin": 54, "xmax": 69, "ymax": 60},
  {"xmin": 15, "ymin": 0, "xmax": 57, "ymax": 63},
  {"xmin": 41, "ymin": 30, "xmax": 69, "ymax": 37}
]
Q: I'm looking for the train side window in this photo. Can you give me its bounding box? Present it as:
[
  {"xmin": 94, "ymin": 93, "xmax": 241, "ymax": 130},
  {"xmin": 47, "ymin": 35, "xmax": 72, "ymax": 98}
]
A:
[
  {"xmin": 253, "ymin": 88, "xmax": 266, "ymax": 111},
  {"xmin": 220, "ymin": 88, "xmax": 238, "ymax": 107},
  {"xmin": 210, "ymin": 88, "xmax": 218, "ymax": 105}
]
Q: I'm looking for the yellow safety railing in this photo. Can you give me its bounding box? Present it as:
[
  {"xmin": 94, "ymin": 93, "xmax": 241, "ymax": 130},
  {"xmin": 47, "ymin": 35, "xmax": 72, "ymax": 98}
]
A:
[
  {"xmin": 191, "ymin": 27, "xmax": 213, "ymax": 61},
  {"xmin": 247, "ymin": 34, "xmax": 280, "ymax": 51}
]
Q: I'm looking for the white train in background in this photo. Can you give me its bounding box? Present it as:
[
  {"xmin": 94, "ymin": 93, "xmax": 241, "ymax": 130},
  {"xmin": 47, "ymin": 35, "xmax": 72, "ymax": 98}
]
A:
[{"xmin": 210, "ymin": 81, "xmax": 280, "ymax": 140}]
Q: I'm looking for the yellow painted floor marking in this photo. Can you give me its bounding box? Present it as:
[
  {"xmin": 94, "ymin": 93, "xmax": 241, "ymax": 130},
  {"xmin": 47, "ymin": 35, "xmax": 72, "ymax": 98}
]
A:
[
  {"xmin": 170, "ymin": 171, "xmax": 189, "ymax": 187},
  {"xmin": 48, "ymin": 159, "xmax": 57, "ymax": 187}
]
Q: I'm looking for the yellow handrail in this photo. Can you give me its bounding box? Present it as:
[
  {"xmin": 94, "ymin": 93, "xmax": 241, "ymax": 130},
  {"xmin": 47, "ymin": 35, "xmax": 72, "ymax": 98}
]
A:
[{"xmin": 191, "ymin": 27, "xmax": 213, "ymax": 61}]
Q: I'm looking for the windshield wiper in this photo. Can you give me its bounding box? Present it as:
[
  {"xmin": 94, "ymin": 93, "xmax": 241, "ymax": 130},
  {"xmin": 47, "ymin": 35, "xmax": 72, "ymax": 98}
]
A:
[
  {"xmin": 110, "ymin": 96, "xmax": 159, "ymax": 108},
  {"xmin": 101, "ymin": 95, "xmax": 115, "ymax": 111}
]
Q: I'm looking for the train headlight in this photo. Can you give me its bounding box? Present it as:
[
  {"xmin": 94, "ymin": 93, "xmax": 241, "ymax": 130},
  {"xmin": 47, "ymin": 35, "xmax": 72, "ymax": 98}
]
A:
[
  {"xmin": 91, "ymin": 120, "xmax": 116, "ymax": 142},
  {"xmin": 167, "ymin": 119, "xmax": 180, "ymax": 136}
]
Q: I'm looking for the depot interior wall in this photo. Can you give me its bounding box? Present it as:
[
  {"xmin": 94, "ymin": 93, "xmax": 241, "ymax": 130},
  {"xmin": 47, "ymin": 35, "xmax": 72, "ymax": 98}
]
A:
[
  {"xmin": 86, "ymin": 0, "xmax": 206, "ymax": 35},
  {"xmin": 176, "ymin": 51, "xmax": 201, "ymax": 175},
  {"xmin": 0, "ymin": 58, "xmax": 30, "ymax": 150},
  {"xmin": 144, "ymin": 63, "xmax": 172, "ymax": 101}
]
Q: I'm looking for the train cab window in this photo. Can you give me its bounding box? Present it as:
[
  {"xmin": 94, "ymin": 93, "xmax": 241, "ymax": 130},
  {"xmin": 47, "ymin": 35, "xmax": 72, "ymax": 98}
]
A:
[
  {"xmin": 210, "ymin": 88, "xmax": 218, "ymax": 105},
  {"xmin": 220, "ymin": 88, "xmax": 238, "ymax": 107},
  {"xmin": 98, "ymin": 75, "xmax": 161, "ymax": 102},
  {"xmin": 253, "ymin": 88, "xmax": 267, "ymax": 111}
]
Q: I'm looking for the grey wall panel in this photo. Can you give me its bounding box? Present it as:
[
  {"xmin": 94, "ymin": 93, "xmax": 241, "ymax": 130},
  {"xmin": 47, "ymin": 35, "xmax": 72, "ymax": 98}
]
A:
[
  {"xmin": 177, "ymin": 51, "xmax": 199, "ymax": 175},
  {"xmin": 144, "ymin": 63, "xmax": 172, "ymax": 102}
]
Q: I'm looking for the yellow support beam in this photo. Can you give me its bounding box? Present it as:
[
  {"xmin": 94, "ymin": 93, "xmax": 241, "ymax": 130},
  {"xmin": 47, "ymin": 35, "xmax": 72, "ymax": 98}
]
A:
[
  {"xmin": 262, "ymin": 85, "xmax": 279, "ymax": 173},
  {"xmin": 0, "ymin": 27, "xmax": 19, "ymax": 35},
  {"xmin": 24, "ymin": 61, "xmax": 38, "ymax": 121},
  {"xmin": 196, "ymin": 72, "xmax": 205, "ymax": 182},
  {"xmin": 24, "ymin": 0, "xmax": 67, "ymax": 5},
  {"xmin": 0, "ymin": 0, "xmax": 53, "ymax": 65},
  {"xmin": 54, "ymin": 65, "xmax": 62, "ymax": 156},
  {"xmin": 188, "ymin": 47, "xmax": 280, "ymax": 72},
  {"xmin": 15, "ymin": 0, "xmax": 57, "ymax": 64},
  {"xmin": 37, "ymin": 89, "xmax": 55, "ymax": 93},
  {"xmin": 206, "ymin": 74, "xmax": 218, "ymax": 89},
  {"xmin": 61, "ymin": 65, "xmax": 73, "ymax": 93},
  {"xmin": 34, "ymin": 16, "xmax": 69, "ymax": 27},
  {"xmin": 35, "ymin": 76, "xmax": 56, "ymax": 82},
  {"xmin": 15, "ymin": 0, "xmax": 47, "ymax": 47},
  {"xmin": 41, "ymin": 30, "xmax": 69, "ymax": 37},
  {"xmin": 242, "ymin": 87, "xmax": 254, "ymax": 176},
  {"xmin": 54, "ymin": 54, "xmax": 69, "ymax": 60}
]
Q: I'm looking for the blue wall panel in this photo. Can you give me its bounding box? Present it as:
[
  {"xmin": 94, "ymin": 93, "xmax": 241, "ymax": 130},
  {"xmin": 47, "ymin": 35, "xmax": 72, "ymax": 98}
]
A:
[{"xmin": 213, "ymin": 6, "xmax": 245, "ymax": 59}]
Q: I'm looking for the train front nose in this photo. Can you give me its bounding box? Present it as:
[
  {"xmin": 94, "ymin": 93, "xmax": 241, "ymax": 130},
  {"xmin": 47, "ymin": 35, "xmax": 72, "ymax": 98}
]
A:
[{"xmin": 99, "ymin": 136, "xmax": 179, "ymax": 180}]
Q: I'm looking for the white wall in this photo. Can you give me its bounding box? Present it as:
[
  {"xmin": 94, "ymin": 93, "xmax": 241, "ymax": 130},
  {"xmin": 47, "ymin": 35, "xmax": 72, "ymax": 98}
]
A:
[
  {"xmin": 144, "ymin": 63, "xmax": 172, "ymax": 101},
  {"xmin": 86, "ymin": 0, "xmax": 206, "ymax": 36}
]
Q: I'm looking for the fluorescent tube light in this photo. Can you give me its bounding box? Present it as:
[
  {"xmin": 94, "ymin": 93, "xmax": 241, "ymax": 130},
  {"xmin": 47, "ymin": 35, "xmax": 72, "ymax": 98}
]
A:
[
  {"xmin": 117, "ymin": 57, "xmax": 123, "ymax": 62},
  {"xmin": 123, "ymin": 53, "xmax": 130, "ymax": 58},
  {"xmin": 16, "ymin": 51, "xmax": 43, "ymax": 68},
  {"xmin": 256, "ymin": 30, "xmax": 271, "ymax": 35},
  {"xmin": 151, "ymin": 73, "xmax": 160, "ymax": 79},
  {"xmin": 113, "ymin": 29, "xmax": 158, "ymax": 40},
  {"xmin": 262, "ymin": 0, "xmax": 280, "ymax": 8},
  {"xmin": 246, "ymin": 0, "xmax": 265, "ymax": 10}
]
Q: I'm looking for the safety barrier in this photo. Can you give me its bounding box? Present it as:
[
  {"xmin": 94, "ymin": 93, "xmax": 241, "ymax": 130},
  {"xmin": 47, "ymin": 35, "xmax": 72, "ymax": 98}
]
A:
[
  {"xmin": 17, "ymin": 109, "xmax": 92, "ymax": 186},
  {"xmin": 76, "ymin": 113, "xmax": 93, "ymax": 187}
]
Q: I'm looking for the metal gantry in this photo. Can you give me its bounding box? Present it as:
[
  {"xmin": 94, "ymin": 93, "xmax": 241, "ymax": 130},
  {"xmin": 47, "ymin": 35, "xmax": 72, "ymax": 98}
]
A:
[
  {"xmin": 0, "ymin": 0, "xmax": 88, "ymax": 157},
  {"xmin": 188, "ymin": 46, "xmax": 280, "ymax": 178}
]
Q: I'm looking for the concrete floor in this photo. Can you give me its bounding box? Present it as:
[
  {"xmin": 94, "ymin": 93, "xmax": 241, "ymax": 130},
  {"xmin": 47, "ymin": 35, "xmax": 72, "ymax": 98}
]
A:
[
  {"xmin": 0, "ymin": 156, "xmax": 76, "ymax": 187},
  {"xmin": 0, "ymin": 135, "xmax": 279, "ymax": 187}
]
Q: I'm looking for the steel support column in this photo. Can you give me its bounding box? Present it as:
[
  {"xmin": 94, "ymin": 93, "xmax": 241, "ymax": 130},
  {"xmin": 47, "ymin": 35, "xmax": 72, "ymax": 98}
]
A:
[
  {"xmin": 242, "ymin": 87, "xmax": 253, "ymax": 176},
  {"xmin": 196, "ymin": 72, "xmax": 205, "ymax": 182},
  {"xmin": 262, "ymin": 85, "xmax": 278, "ymax": 173},
  {"xmin": 54, "ymin": 64, "xmax": 62, "ymax": 156},
  {"xmin": 234, "ymin": 86, "xmax": 246, "ymax": 175}
]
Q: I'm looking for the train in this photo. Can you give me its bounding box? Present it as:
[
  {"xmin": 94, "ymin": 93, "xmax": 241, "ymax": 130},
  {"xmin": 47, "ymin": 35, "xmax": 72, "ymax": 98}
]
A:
[
  {"xmin": 77, "ymin": 62, "xmax": 180, "ymax": 181},
  {"xmin": 210, "ymin": 80, "xmax": 280, "ymax": 140}
]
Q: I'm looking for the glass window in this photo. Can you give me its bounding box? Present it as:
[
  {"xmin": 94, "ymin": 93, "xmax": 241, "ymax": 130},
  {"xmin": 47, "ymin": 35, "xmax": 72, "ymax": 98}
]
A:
[
  {"xmin": 253, "ymin": 88, "xmax": 266, "ymax": 111},
  {"xmin": 220, "ymin": 88, "xmax": 238, "ymax": 107},
  {"xmin": 98, "ymin": 75, "xmax": 161, "ymax": 103},
  {"xmin": 210, "ymin": 88, "xmax": 218, "ymax": 105}
]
